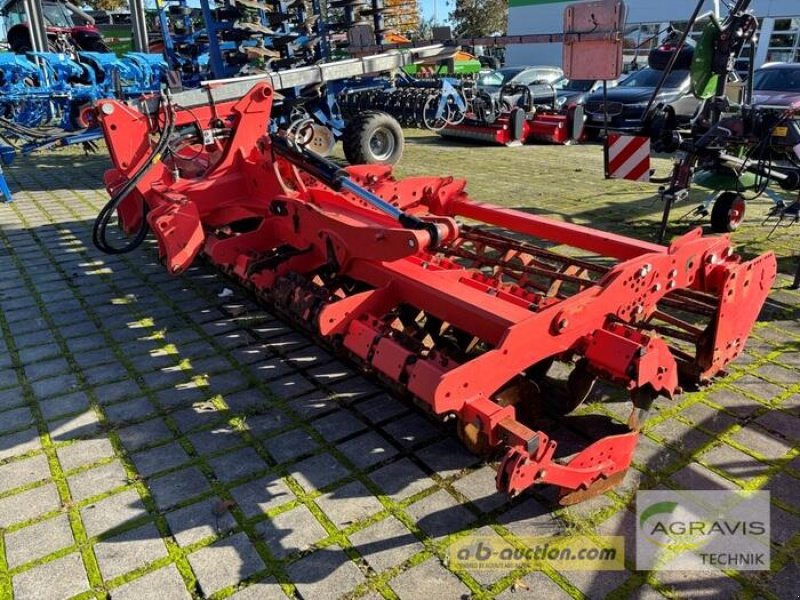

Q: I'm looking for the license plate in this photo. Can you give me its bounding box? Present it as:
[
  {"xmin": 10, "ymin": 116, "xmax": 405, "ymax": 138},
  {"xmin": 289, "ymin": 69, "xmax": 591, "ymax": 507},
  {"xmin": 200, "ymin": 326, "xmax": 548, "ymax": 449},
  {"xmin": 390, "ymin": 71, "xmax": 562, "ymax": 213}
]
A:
[{"xmin": 773, "ymin": 126, "xmax": 788, "ymax": 137}]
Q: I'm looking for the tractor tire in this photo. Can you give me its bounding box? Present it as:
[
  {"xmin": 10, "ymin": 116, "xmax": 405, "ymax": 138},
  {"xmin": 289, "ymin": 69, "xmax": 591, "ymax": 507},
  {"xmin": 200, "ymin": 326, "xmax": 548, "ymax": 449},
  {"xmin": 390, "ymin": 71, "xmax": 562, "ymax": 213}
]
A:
[
  {"xmin": 509, "ymin": 107, "xmax": 525, "ymax": 142},
  {"xmin": 8, "ymin": 25, "xmax": 57, "ymax": 54},
  {"xmin": 342, "ymin": 111, "xmax": 404, "ymax": 165},
  {"xmin": 8, "ymin": 29, "xmax": 31, "ymax": 54},
  {"xmin": 710, "ymin": 191, "xmax": 746, "ymax": 233}
]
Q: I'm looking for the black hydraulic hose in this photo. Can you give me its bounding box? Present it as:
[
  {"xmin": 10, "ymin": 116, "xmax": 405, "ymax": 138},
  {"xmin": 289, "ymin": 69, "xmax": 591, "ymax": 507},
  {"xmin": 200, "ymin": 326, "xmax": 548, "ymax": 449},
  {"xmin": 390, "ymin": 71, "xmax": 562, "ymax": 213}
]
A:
[
  {"xmin": 92, "ymin": 104, "xmax": 176, "ymax": 255},
  {"xmin": 0, "ymin": 117, "xmax": 71, "ymax": 140}
]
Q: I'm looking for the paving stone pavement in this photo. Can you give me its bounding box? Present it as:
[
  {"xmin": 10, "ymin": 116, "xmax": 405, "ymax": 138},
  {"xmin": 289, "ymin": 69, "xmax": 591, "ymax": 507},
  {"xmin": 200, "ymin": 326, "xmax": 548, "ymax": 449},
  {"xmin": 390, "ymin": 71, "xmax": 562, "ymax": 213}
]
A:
[{"xmin": 0, "ymin": 138, "xmax": 797, "ymax": 600}]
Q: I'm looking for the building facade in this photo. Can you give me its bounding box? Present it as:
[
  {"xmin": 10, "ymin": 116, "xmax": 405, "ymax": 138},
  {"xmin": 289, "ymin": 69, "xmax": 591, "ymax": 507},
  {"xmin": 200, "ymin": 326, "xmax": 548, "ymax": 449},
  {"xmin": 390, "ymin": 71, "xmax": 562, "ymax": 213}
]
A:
[{"xmin": 506, "ymin": 0, "xmax": 800, "ymax": 71}]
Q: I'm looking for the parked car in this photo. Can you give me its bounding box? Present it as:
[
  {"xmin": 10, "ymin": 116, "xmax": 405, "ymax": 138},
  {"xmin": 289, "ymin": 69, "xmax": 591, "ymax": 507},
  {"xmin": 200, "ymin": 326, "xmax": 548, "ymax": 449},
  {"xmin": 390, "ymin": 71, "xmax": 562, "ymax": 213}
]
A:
[
  {"xmin": 550, "ymin": 76, "xmax": 618, "ymax": 108},
  {"xmin": 86, "ymin": 10, "xmax": 131, "ymax": 25},
  {"xmin": 476, "ymin": 65, "xmax": 564, "ymax": 104},
  {"xmin": 751, "ymin": 62, "xmax": 800, "ymax": 107},
  {"xmin": 580, "ymin": 66, "xmax": 700, "ymax": 133}
]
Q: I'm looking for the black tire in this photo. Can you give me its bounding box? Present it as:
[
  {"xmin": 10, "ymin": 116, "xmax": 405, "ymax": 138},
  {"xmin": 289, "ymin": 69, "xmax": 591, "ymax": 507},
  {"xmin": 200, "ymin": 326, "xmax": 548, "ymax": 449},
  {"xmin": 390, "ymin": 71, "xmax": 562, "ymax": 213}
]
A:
[
  {"xmin": 509, "ymin": 107, "xmax": 525, "ymax": 142},
  {"xmin": 583, "ymin": 126, "xmax": 600, "ymax": 142},
  {"xmin": 8, "ymin": 28, "xmax": 31, "ymax": 54},
  {"xmin": 710, "ymin": 191, "xmax": 746, "ymax": 233},
  {"xmin": 69, "ymin": 102, "xmax": 94, "ymax": 130},
  {"xmin": 342, "ymin": 111, "xmax": 404, "ymax": 165}
]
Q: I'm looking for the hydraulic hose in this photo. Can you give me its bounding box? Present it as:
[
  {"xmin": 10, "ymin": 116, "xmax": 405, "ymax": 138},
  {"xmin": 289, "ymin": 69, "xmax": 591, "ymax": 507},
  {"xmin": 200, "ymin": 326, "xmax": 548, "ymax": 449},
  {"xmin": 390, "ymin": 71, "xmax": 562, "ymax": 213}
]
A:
[{"xmin": 92, "ymin": 103, "xmax": 175, "ymax": 254}]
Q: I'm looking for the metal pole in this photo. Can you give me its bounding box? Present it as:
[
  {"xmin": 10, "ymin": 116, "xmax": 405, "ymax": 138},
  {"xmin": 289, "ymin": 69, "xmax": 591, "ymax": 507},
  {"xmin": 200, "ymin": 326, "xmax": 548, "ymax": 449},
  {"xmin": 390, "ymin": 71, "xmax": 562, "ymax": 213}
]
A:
[
  {"xmin": 711, "ymin": 0, "xmax": 752, "ymax": 122},
  {"xmin": 156, "ymin": 0, "xmax": 176, "ymax": 61},
  {"xmin": 371, "ymin": 0, "xmax": 384, "ymax": 46},
  {"xmin": 130, "ymin": 0, "xmax": 141, "ymax": 52},
  {"xmin": 130, "ymin": 0, "xmax": 149, "ymax": 52},
  {"xmin": 312, "ymin": 0, "xmax": 329, "ymax": 61},
  {"xmin": 22, "ymin": 0, "xmax": 49, "ymax": 87},
  {"xmin": 199, "ymin": 0, "xmax": 227, "ymax": 79},
  {"xmin": 22, "ymin": 0, "xmax": 48, "ymax": 52},
  {"xmin": 602, "ymin": 80, "xmax": 609, "ymax": 178},
  {"xmin": 744, "ymin": 39, "xmax": 755, "ymax": 104}
]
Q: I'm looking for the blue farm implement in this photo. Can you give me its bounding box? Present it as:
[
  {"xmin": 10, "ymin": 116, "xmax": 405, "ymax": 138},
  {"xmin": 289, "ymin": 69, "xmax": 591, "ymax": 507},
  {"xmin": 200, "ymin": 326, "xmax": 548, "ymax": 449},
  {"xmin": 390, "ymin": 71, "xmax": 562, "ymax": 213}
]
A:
[
  {"xmin": 338, "ymin": 76, "xmax": 469, "ymax": 132},
  {"xmin": 150, "ymin": 0, "xmax": 446, "ymax": 163},
  {"xmin": 0, "ymin": 51, "xmax": 165, "ymax": 130},
  {"xmin": 0, "ymin": 50, "xmax": 166, "ymax": 201},
  {"xmin": 182, "ymin": 44, "xmax": 459, "ymax": 166}
]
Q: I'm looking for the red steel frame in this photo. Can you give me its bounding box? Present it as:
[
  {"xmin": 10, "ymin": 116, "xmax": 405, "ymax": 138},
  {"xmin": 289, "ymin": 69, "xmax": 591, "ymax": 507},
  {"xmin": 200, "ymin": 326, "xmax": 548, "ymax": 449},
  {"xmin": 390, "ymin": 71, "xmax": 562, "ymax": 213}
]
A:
[{"xmin": 96, "ymin": 83, "xmax": 776, "ymax": 503}]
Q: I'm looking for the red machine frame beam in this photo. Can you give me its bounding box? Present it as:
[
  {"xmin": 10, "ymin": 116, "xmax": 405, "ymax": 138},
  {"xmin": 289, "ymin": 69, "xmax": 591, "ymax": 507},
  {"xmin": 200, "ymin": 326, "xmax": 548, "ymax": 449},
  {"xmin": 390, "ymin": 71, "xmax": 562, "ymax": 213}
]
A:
[{"xmin": 446, "ymin": 199, "xmax": 665, "ymax": 260}]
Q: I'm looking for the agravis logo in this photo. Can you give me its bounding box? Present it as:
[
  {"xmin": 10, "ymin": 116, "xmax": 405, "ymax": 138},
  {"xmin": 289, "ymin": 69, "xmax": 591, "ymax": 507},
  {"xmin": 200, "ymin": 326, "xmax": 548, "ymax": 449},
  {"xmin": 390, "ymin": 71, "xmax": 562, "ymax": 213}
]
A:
[{"xmin": 636, "ymin": 491, "xmax": 770, "ymax": 571}]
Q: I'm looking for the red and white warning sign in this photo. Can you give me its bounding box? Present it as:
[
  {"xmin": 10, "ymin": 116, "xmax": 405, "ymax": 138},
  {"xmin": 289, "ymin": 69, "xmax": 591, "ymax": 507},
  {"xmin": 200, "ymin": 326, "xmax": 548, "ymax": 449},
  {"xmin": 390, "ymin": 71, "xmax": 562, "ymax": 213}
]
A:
[{"xmin": 605, "ymin": 134, "xmax": 651, "ymax": 182}]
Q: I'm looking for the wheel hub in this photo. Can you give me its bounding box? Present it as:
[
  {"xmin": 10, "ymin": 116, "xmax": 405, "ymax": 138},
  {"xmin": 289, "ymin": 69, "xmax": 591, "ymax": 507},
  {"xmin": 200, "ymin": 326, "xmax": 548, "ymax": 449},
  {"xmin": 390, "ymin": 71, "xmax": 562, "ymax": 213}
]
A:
[{"xmin": 369, "ymin": 127, "xmax": 395, "ymax": 162}]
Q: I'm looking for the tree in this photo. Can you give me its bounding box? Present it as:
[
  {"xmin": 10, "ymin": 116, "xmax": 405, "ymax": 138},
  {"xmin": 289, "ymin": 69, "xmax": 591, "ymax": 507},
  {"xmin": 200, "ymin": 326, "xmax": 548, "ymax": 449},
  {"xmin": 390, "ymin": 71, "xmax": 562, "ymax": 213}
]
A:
[
  {"xmin": 82, "ymin": 0, "xmax": 127, "ymax": 11},
  {"xmin": 449, "ymin": 0, "xmax": 507, "ymax": 37},
  {"xmin": 415, "ymin": 16, "xmax": 436, "ymax": 41}
]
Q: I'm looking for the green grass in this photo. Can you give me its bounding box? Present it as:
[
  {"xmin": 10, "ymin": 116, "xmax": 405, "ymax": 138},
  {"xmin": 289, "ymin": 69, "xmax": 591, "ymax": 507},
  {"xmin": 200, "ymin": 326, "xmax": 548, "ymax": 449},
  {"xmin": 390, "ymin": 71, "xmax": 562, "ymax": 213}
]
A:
[{"xmin": 97, "ymin": 24, "xmax": 133, "ymax": 55}]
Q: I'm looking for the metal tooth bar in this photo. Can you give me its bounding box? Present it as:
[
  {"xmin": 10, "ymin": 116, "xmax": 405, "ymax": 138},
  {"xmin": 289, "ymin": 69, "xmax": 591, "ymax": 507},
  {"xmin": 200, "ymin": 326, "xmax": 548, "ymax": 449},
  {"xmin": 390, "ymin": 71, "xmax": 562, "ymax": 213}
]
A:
[
  {"xmin": 349, "ymin": 31, "xmax": 623, "ymax": 55},
  {"xmin": 659, "ymin": 295, "xmax": 718, "ymax": 317},
  {"xmin": 645, "ymin": 324, "xmax": 702, "ymax": 344},
  {"xmin": 448, "ymin": 237, "xmax": 569, "ymax": 269},
  {"xmin": 447, "ymin": 257, "xmax": 555, "ymax": 296},
  {"xmin": 668, "ymin": 288, "xmax": 720, "ymax": 307},
  {"xmin": 449, "ymin": 228, "xmax": 718, "ymax": 331},
  {"xmin": 443, "ymin": 246, "xmax": 595, "ymax": 292},
  {"xmin": 447, "ymin": 237, "xmax": 560, "ymax": 270},
  {"xmin": 453, "ymin": 239, "xmax": 569, "ymax": 274},
  {"xmin": 669, "ymin": 345, "xmax": 697, "ymax": 365},
  {"xmin": 651, "ymin": 309, "xmax": 705, "ymax": 337},
  {"xmin": 460, "ymin": 227, "xmax": 610, "ymax": 274}
]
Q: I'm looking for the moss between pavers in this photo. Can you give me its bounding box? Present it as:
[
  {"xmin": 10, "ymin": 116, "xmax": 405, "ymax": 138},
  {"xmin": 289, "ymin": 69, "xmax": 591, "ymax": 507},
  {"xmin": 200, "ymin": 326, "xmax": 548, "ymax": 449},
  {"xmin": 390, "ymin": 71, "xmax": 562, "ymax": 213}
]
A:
[
  {"xmin": 1, "ymin": 197, "xmax": 206, "ymax": 597},
  {"xmin": 0, "ymin": 533, "xmax": 10, "ymax": 600},
  {"xmin": 0, "ymin": 227, "xmax": 105, "ymax": 597}
]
